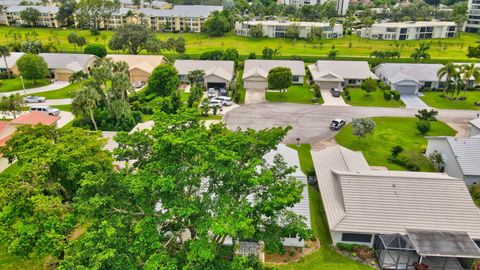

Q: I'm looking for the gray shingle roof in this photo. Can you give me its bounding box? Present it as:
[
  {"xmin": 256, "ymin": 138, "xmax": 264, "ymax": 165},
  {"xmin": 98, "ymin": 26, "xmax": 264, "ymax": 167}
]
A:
[
  {"xmin": 139, "ymin": 5, "xmax": 222, "ymax": 17},
  {"xmin": 309, "ymin": 60, "xmax": 378, "ymax": 81},
  {"xmin": 243, "ymin": 60, "xmax": 305, "ymax": 79},
  {"xmin": 39, "ymin": 53, "xmax": 96, "ymax": 71},
  {"xmin": 6, "ymin": 5, "xmax": 59, "ymax": 13},
  {"xmin": 447, "ymin": 137, "xmax": 480, "ymax": 176},
  {"xmin": 174, "ymin": 60, "xmax": 234, "ymax": 81},
  {"xmin": 375, "ymin": 63, "xmax": 446, "ymax": 83},
  {"xmin": 0, "ymin": 52, "xmax": 24, "ymax": 69}
]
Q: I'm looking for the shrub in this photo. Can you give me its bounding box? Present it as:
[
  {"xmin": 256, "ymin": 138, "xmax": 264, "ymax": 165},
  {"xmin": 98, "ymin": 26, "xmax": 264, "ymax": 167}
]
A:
[
  {"xmin": 355, "ymin": 246, "xmax": 375, "ymax": 261},
  {"xmin": 378, "ymin": 81, "xmax": 391, "ymax": 91},
  {"xmin": 383, "ymin": 91, "xmax": 392, "ymax": 101},
  {"xmin": 415, "ymin": 109, "xmax": 438, "ymax": 121},
  {"xmin": 336, "ymin": 243, "xmax": 358, "ymax": 252},
  {"xmin": 391, "ymin": 90, "xmax": 400, "ymax": 100},
  {"xmin": 391, "ymin": 145, "xmax": 403, "ymax": 158},
  {"xmin": 416, "ymin": 120, "xmax": 431, "ymax": 135},
  {"xmin": 84, "ymin": 43, "xmax": 107, "ymax": 58},
  {"xmin": 398, "ymin": 149, "xmax": 431, "ymax": 171}
]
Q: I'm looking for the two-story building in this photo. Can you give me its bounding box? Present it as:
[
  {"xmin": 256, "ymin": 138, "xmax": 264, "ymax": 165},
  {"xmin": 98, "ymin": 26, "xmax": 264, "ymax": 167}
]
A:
[
  {"xmin": 358, "ymin": 21, "xmax": 457, "ymax": 40},
  {"xmin": 235, "ymin": 20, "xmax": 343, "ymax": 39}
]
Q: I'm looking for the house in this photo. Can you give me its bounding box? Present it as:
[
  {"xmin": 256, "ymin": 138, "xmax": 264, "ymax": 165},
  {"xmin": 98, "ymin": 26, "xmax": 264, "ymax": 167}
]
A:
[
  {"xmin": 0, "ymin": 52, "xmax": 24, "ymax": 75},
  {"xmin": 374, "ymin": 63, "xmax": 445, "ymax": 95},
  {"xmin": 174, "ymin": 60, "xmax": 235, "ymax": 89},
  {"xmin": 470, "ymin": 117, "xmax": 480, "ymax": 137},
  {"xmin": 276, "ymin": 0, "xmax": 348, "ymax": 15},
  {"xmin": 358, "ymin": 21, "xmax": 456, "ymax": 40},
  {"xmin": 242, "ymin": 60, "xmax": 305, "ymax": 90},
  {"xmin": 103, "ymin": 8, "xmax": 138, "ymax": 29},
  {"xmin": 138, "ymin": 5, "xmax": 223, "ymax": 33},
  {"xmin": 426, "ymin": 136, "xmax": 480, "ymax": 185},
  {"xmin": 3, "ymin": 5, "xmax": 61, "ymax": 27},
  {"xmin": 311, "ymin": 145, "xmax": 480, "ymax": 270},
  {"xmin": 39, "ymin": 53, "xmax": 97, "ymax": 81},
  {"xmin": 308, "ymin": 60, "xmax": 378, "ymax": 89},
  {"xmin": 234, "ymin": 20, "xmax": 343, "ymax": 39},
  {"xmin": 107, "ymin": 54, "xmax": 168, "ymax": 82}
]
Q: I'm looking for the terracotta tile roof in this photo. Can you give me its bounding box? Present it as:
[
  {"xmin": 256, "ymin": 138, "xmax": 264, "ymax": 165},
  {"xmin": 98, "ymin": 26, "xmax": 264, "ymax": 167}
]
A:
[
  {"xmin": 0, "ymin": 134, "xmax": 13, "ymax": 147},
  {"xmin": 10, "ymin": 112, "xmax": 60, "ymax": 126},
  {"xmin": 0, "ymin": 121, "xmax": 9, "ymax": 133}
]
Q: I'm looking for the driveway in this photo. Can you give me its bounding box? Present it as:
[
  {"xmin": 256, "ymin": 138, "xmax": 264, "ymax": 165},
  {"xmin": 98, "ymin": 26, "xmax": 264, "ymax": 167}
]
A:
[
  {"xmin": 244, "ymin": 89, "xmax": 266, "ymax": 104},
  {"xmin": 26, "ymin": 99, "xmax": 73, "ymax": 106},
  {"xmin": 400, "ymin": 95, "xmax": 429, "ymax": 109},
  {"xmin": 224, "ymin": 103, "xmax": 480, "ymax": 144},
  {"xmin": 320, "ymin": 89, "xmax": 348, "ymax": 106},
  {"xmin": 2, "ymin": 81, "xmax": 70, "ymax": 96},
  {"xmin": 57, "ymin": 111, "xmax": 75, "ymax": 128}
]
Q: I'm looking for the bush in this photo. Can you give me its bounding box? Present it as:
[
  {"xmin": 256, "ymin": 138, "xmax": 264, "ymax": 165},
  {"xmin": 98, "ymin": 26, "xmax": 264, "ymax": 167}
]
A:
[
  {"xmin": 383, "ymin": 91, "xmax": 392, "ymax": 101},
  {"xmin": 391, "ymin": 90, "xmax": 400, "ymax": 101},
  {"xmin": 144, "ymin": 93, "xmax": 157, "ymax": 102},
  {"xmin": 398, "ymin": 149, "xmax": 431, "ymax": 171},
  {"xmin": 84, "ymin": 43, "xmax": 107, "ymax": 58},
  {"xmin": 391, "ymin": 145, "xmax": 403, "ymax": 158},
  {"xmin": 336, "ymin": 243, "xmax": 358, "ymax": 252},
  {"xmin": 416, "ymin": 120, "xmax": 431, "ymax": 135},
  {"xmin": 415, "ymin": 109, "xmax": 438, "ymax": 121},
  {"xmin": 378, "ymin": 81, "xmax": 391, "ymax": 91}
]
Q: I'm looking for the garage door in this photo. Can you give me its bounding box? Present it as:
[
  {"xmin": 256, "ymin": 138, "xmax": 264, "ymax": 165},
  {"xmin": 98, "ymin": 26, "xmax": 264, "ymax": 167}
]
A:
[
  {"xmin": 244, "ymin": 80, "xmax": 267, "ymax": 90},
  {"xmin": 207, "ymin": 82, "xmax": 226, "ymax": 89},
  {"xmin": 395, "ymin": 85, "xmax": 417, "ymax": 95},
  {"xmin": 318, "ymin": 81, "xmax": 341, "ymax": 90},
  {"xmin": 56, "ymin": 72, "xmax": 73, "ymax": 81},
  {"xmin": 130, "ymin": 70, "xmax": 150, "ymax": 83}
]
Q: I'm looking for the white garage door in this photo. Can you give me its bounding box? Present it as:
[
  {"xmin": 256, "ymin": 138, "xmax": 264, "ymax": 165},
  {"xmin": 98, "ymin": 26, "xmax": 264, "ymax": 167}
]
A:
[
  {"xmin": 395, "ymin": 85, "xmax": 418, "ymax": 95},
  {"xmin": 318, "ymin": 81, "xmax": 341, "ymax": 90},
  {"xmin": 244, "ymin": 80, "xmax": 267, "ymax": 90}
]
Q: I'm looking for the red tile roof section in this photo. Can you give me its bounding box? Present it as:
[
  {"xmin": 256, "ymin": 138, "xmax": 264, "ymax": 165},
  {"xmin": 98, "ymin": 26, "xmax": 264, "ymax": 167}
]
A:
[{"xmin": 10, "ymin": 111, "xmax": 60, "ymax": 126}]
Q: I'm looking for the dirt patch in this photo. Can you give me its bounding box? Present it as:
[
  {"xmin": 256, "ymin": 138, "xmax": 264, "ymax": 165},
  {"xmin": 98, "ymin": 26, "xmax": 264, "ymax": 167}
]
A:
[{"xmin": 265, "ymin": 240, "xmax": 319, "ymax": 265}]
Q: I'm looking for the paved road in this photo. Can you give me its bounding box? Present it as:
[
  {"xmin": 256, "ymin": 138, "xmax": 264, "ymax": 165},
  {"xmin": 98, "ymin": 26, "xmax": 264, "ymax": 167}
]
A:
[
  {"xmin": 1, "ymin": 81, "xmax": 70, "ymax": 96},
  {"xmin": 26, "ymin": 99, "xmax": 73, "ymax": 106},
  {"xmin": 224, "ymin": 103, "xmax": 480, "ymax": 144}
]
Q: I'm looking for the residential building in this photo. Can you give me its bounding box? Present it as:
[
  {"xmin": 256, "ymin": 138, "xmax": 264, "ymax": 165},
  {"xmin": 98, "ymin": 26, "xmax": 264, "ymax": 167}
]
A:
[
  {"xmin": 242, "ymin": 60, "xmax": 305, "ymax": 90},
  {"xmin": 426, "ymin": 136, "xmax": 480, "ymax": 185},
  {"xmin": 308, "ymin": 60, "xmax": 377, "ymax": 89},
  {"xmin": 465, "ymin": 0, "xmax": 480, "ymax": 33},
  {"xmin": 311, "ymin": 145, "xmax": 480, "ymax": 269},
  {"xmin": 470, "ymin": 117, "xmax": 480, "ymax": 137},
  {"xmin": 277, "ymin": 0, "xmax": 349, "ymax": 15},
  {"xmin": 139, "ymin": 5, "xmax": 223, "ymax": 33},
  {"xmin": 103, "ymin": 8, "xmax": 138, "ymax": 29},
  {"xmin": 374, "ymin": 63, "xmax": 446, "ymax": 95},
  {"xmin": 39, "ymin": 53, "xmax": 97, "ymax": 81},
  {"xmin": 358, "ymin": 21, "xmax": 456, "ymax": 40},
  {"xmin": 234, "ymin": 20, "xmax": 343, "ymax": 39},
  {"xmin": 3, "ymin": 5, "xmax": 61, "ymax": 27},
  {"xmin": 107, "ymin": 54, "xmax": 168, "ymax": 82},
  {"xmin": 174, "ymin": 60, "xmax": 235, "ymax": 89},
  {"xmin": 0, "ymin": 52, "xmax": 24, "ymax": 75}
]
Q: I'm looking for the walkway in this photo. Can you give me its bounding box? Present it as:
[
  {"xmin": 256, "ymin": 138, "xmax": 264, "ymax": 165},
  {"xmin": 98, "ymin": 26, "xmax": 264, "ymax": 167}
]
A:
[
  {"xmin": 1, "ymin": 81, "xmax": 70, "ymax": 96},
  {"xmin": 320, "ymin": 89, "xmax": 348, "ymax": 106},
  {"xmin": 400, "ymin": 95, "xmax": 429, "ymax": 109}
]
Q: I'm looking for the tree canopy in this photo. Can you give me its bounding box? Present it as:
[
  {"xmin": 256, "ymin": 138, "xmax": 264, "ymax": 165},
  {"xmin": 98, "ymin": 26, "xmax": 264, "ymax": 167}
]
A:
[
  {"xmin": 16, "ymin": 53, "xmax": 48, "ymax": 84},
  {"xmin": 202, "ymin": 11, "xmax": 231, "ymax": 36},
  {"xmin": 76, "ymin": 0, "xmax": 119, "ymax": 34},
  {"xmin": 109, "ymin": 24, "xmax": 161, "ymax": 55},
  {"xmin": 267, "ymin": 67, "xmax": 292, "ymax": 91},
  {"xmin": 147, "ymin": 64, "xmax": 180, "ymax": 97}
]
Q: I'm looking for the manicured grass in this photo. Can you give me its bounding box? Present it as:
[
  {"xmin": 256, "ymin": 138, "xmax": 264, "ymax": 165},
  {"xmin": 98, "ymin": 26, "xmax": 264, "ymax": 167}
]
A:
[
  {"xmin": 1, "ymin": 26, "xmax": 479, "ymax": 60},
  {"xmin": 0, "ymin": 163, "xmax": 19, "ymax": 177},
  {"xmin": 471, "ymin": 184, "xmax": 480, "ymax": 208},
  {"xmin": 36, "ymin": 83, "xmax": 80, "ymax": 99},
  {"xmin": 52, "ymin": 104, "xmax": 72, "ymax": 112},
  {"xmin": 276, "ymin": 144, "xmax": 373, "ymax": 270},
  {"xmin": 266, "ymin": 85, "xmax": 322, "ymax": 104},
  {"xmin": 420, "ymin": 91, "xmax": 480, "ymax": 110},
  {"xmin": 335, "ymin": 117, "xmax": 456, "ymax": 171},
  {"xmin": 345, "ymin": 88, "xmax": 404, "ymax": 108},
  {"xmin": 0, "ymin": 77, "xmax": 50, "ymax": 92}
]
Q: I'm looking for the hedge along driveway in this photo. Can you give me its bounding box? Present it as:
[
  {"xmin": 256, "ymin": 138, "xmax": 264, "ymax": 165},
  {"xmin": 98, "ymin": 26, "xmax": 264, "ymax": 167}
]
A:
[{"xmin": 0, "ymin": 26, "xmax": 479, "ymax": 60}]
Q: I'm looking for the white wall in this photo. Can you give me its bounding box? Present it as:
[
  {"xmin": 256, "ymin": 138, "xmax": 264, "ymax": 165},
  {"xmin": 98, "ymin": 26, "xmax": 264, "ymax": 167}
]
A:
[{"xmin": 426, "ymin": 138, "xmax": 464, "ymax": 180}]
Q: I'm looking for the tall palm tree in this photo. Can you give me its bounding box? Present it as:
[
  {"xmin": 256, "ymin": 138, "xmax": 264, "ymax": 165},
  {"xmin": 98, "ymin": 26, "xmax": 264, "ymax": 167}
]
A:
[
  {"xmin": 0, "ymin": 45, "xmax": 11, "ymax": 79},
  {"xmin": 68, "ymin": 71, "xmax": 89, "ymax": 84},
  {"xmin": 445, "ymin": 73, "xmax": 464, "ymax": 98},
  {"xmin": 72, "ymin": 86, "xmax": 100, "ymax": 131},
  {"xmin": 437, "ymin": 63, "xmax": 459, "ymax": 92},
  {"xmin": 460, "ymin": 63, "xmax": 480, "ymax": 94}
]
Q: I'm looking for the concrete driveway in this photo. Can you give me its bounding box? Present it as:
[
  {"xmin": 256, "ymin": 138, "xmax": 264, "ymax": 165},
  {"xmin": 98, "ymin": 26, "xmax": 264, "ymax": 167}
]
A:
[
  {"xmin": 57, "ymin": 111, "xmax": 75, "ymax": 128},
  {"xmin": 224, "ymin": 103, "xmax": 479, "ymax": 144},
  {"xmin": 2, "ymin": 81, "xmax": 70, "ymax": 96},
  {"xmin": 320, "ymin": 89, "xmax": 348, "ymax": 106},
  {"xmin": 245, "ymin": 89, "xmax": 266, "ymax": 104},
  {"xmin": 400, "ymin": 95, "xmax": 429, "ymax": 109}
]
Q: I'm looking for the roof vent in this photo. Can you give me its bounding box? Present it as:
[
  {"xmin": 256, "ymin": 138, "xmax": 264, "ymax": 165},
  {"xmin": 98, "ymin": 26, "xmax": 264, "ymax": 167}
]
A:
[{"xmin": 392, "ymin": 184, "xmax": 396, "ymax": 188}]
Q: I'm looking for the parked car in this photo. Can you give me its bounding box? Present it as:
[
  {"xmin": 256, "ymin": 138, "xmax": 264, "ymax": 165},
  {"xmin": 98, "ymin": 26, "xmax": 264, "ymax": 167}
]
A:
[
  {"xmin": 30, "ymin": 105, "xmax": 60, "ymax": 116},
  {"xmin": 133, "ymin": 81, "xmax": 146, "ymax": 88},
  {"xmin": 330, "ymin": 119, "xmax": 346, "ymax": 130},
  {"xmin": 207, "ymin": 88, "xmax": 217, "ymax": 99},
  {"xmin": 23, "ymin": 96, "xmax": 46, "ymax": 103},
  {"xmin": 330, "ymin": 88, "xmax": 341, "ymax": 97},
  {"xmin": 212, "ymin": 96, "xmax": 233, "ymax": 106},
  {"xmin": 208, "ymin": 100, "xmax": 223, "ymax": 108},
  {"xmin": 219, "ymin": 88, "xmax": 228, "ymax": 96}
]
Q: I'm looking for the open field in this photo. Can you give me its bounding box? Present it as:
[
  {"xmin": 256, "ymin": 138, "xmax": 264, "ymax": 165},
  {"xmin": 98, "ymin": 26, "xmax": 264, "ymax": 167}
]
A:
[
  {"xmin": 345, "ymin": 88, "xmax": 404, "ymax": 108},
  {"xmin": 335, "ymin": 117, "xmax": 456, "ymax": 171},
  {"xmin": 1, "ymin": 26, "xmax": 480, "ymax": 60},
  {"xmin": 0, "ymin": 77, "xmax": 50, "ymax": 92},
  {"xmin": 420, "ymin": 91, "xmax": 480, "ymax": 110}
]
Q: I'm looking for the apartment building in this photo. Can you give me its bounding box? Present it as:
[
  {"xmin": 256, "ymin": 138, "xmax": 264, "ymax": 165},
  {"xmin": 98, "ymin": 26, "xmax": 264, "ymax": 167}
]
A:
[
  {"xmin": 235, "ymin": 20, "xmax": 343, "ymax": 39},
  {"xmin": 118, "ymin": 0, "xmax": 170, "ymax": 9},
  {"xmin": 103, "ymin": 8, "xmax": 138, "ymax": 29},
  {"xmin": 358, "ymin": 21, "xmax": 456, "ymax": 40},
  {"xmin": 138, "ymin": 5, "xmax": 222, "ymax": 33},
  {"xmin": 465, "ymin": 0, "xmax": 480, "ymax": 33},
  {"xmin": 278, "ymin": 0, "xmax": 349, "ymax": 15},
  {"xmin": 4, "ymin": 5, "xmax": 61, "ymax": 27}
]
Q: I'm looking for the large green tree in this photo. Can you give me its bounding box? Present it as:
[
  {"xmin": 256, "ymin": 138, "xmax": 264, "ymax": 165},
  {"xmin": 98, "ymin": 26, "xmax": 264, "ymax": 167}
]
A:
[
  {"xmin": 147, "ymin": 64, "xmax": 180, "ymax": 97},
  {"xmin": 202, "ymin": 11, "xmax": 231, "ymax": 36},
  {"xmin": 76, "ymin": 0, "xmax": 119, "ymax": 34},
  {"xmin": 20, "ymin": 7, "xmax": 40, "ymax": 26},
  {"xmin": 109, "ymin": 24, "xmax": 161, "ymax": 55},
  {"xmin": 16, "ymin": 53, "xmax": 49, "ymax": 84},
  {"xmin": 59, "ymin": 110, "xmax": 309, "ymax": 269},
  {"xmin": 267, "ymin": 67, "xmax": 292, "ymax": 91},
  {"xmin": 0, "ymin": 93, "xmax": 24, "ymax": 118}
]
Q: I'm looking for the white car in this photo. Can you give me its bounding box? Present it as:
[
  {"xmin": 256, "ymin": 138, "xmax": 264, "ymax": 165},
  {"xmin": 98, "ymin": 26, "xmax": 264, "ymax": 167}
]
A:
[
  {"xmin": 207, "ymin": 88, "xmax": 217, "ymax": 99},
  {"xmin": 23, "ymin": 96, "xmax": 46, "ymax": 103},
  {"xmin": 208, "ymin": 100, "xmax": 223, "ymax": 108},
  {"xmin": 212, "ymin": 96, "xmax": 233, "ymax": 106},
  {"xmin": 30, "ymin": 105, "xmax": 60, "ymax": 116},
  {"xmin": 133, "ymin": 81, "xmax": 146, "ymax": 88}
]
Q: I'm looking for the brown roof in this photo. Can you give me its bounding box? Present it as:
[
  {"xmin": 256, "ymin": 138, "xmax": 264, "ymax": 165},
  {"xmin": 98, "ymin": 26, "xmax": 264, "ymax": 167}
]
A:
[{"xmin": 10, "ymin": 112, "xmax": 60, "ymax": 126}]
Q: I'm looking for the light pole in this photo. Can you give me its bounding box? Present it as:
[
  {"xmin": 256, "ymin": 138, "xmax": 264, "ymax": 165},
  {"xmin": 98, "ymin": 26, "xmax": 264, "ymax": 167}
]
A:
[{"xmin": 20, "ymin": 75, "xmax": 26, "ymax": 95}]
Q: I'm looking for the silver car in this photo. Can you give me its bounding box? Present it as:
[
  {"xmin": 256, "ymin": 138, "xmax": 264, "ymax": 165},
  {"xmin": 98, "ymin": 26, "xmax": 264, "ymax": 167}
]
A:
[
  {"xmin": 23, "ymin": 96, "xmax": 46, "ymax": 103},
  {"xmin": 29, "ymin": 105, "xmax": 60, "ymax": 116}
]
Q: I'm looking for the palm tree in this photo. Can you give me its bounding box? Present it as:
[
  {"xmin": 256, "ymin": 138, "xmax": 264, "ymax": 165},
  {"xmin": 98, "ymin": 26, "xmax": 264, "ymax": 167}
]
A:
[
  {"xmin": 72, "ymin": 86, "xmax": 100, "ymax": 131},
  {"xmin": 437, "ymin": 63, "xmax": 459, "ymax": 92},
  {"xmin": 445, "ymin": 73, "xmax": 464, "ymax": 98},
  {"xmin": 68, "ymin": 71, "xmax": 89, "ymax": 84},
  {"xmin": 0, "ymin": 45, "xmax": 11, "ymax": 79},
  {"xmin": 460, "ymin": 63, "xmax": 480, "ymax": 95}
]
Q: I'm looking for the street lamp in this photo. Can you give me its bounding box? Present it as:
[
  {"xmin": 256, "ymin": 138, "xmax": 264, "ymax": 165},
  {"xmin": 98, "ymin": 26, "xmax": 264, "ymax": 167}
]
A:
[{"xmin": 20, "ymin": 75, "xmax": 26, "ymax": 95}]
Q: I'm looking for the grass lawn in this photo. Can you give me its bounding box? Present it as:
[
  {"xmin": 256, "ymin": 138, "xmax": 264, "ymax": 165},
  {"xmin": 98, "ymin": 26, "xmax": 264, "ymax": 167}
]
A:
[
  {"xmin": 471, "ymin": 184, "xmax": 480, "ymax": 208},
  {"xmin": 52, "ymin": 104, "xmax": 72, "ymax": 112},
  {"xmin": 420, "ymin": 91, "xmax": 480, "ymax": 110},
  {"xmin": 346, "ymin": 88, "xmax": 404, "ymax": 108},
  {"xmin": 266, "ymin": 85, "xmax": 322, "ymax": 104},
  {"xmin": 275, "ymin": 144, "xmax": 373, "ymax": 270},
  {"xmin": 0, "ymin": 245, "xmax": 46, "ymax": 270},
  {"xmin": 1, "ymin": 26, "xmax": 479, "ymax": 60},
  {"xmin": 0, "ymin": 77, "xmax": 50, "ymax": 92},
  {"xmin": 35, "ymin": 83, "xmax": 80, "ymax": 99},
  {"xmin": 335, "ymin": 117, "xmax": 456, "ymax": 171}
]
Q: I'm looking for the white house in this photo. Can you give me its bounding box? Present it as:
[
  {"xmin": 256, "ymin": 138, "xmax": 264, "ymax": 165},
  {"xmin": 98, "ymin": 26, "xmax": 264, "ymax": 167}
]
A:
[
  {"xmin": 426, "ymin": 136, "xmax": 480, "ymax": 185},
  {"xmin": 358, "ymin": 21, "xmax": 457, "ymax": 40},
  {"xmin": 174, "ymin": 60, "xmax": 235, "ymax": 89},
  {"xmin": 234, "ymin": 20, "xmax": 343, "ymax": 39},
  {"xmin": 308, "ymin": 60, "xmax": 377, "ymax": 89},
  {"xmin": 374, "ymin": 63, "xmax": 446, "ymax": 95},
  {"xmin": 242, "ymin": 60, "xmax": 305, "ymax": 90}
]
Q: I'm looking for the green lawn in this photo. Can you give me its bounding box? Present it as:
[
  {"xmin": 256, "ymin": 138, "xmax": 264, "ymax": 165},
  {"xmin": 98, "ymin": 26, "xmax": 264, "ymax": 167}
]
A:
[
  {"xmin": 335, "ymin": 117, "xmax": 456, "ymax": 171},
  {"xmin": 35, "ymin": 83, "xmax": 80, "ymax": 99},
  {"xmin": 266, "ymin": 85, "xmax": 322, "ymax": 104},
  {"xmin": 346, "ymin": 88, "xmax": 404, "ymax": 108},
  {"xmin": 275, "ymin": 144, "xmax": 373, "ymax": 270},
  {"xmin": 420, "ymin": 91, "xmax": 480, "ymax": 110},
  {"xmin": 471, "ymin": 184, "xmax": 480, "ymax": 208},
  {"xmin": 0, "ymin": 245, "xmax": 46, "ymax": 270},
  {"xmin": 0, "ymin": 77, "xmax": 50, "ymax": 92},
  {"xmin": 52, "ymin": 104, "xmax": 72, "ymax": 112},
  {"xmin": 1, "ymin": 26, "xmax": 480, "ymax": 60}
]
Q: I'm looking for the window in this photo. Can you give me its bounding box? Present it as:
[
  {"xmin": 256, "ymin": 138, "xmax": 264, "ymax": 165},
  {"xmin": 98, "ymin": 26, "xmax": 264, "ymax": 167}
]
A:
[
  {"xmin": 386, "ymin": 27, "xmax": 396, "ymax": 32},
  {"xmin": 348, "ymin": 79, "xmax": 356, "ymax": 84},
  {"xmin": 342, "ymin": 233, "xmax": 372, "ymax": 243},
  {"xmin": 292, "ymin": 75, "xmax": 299, "ymax": 82}
]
